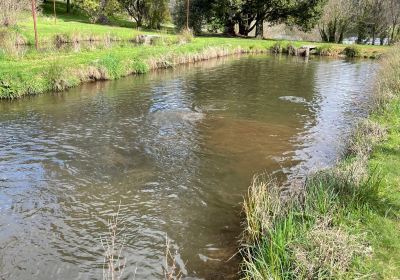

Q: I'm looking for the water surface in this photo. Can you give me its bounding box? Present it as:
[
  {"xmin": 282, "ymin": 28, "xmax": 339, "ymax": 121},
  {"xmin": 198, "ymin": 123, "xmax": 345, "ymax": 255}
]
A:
[{"xmin": 0, "ymin": 55, "xmax": 377, "ymax": 279}]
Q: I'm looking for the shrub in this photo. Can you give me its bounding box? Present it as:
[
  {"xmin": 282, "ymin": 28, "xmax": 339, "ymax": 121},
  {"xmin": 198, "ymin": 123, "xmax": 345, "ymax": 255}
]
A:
[
  {"xmin": 45, "ymin": 60, "xmax": 68, "ymax": 91},
  {"xmin": 177, "ymin": 29, "xmax": 194, "ymax": 44},
  {"xmin": 0, "ymin": 30, "xmax": 28, "ymax": 58},
  {"xmin": 287, "ymin": 44, "xmax": 297, "ymax": 56},
  {"xmin": 131, "ymin": 59, "xmax": 149, "ymax": 74},
  {"xmin": 270, "ymin": 42, "xmax": 282, "ymax": 54},
  {"xmin": 54, "ymin": 33, "xmax": 72, "ymax": 45},
  {"xmin": 344, "ymin": 46, "xmax": 361, "ymax": 58},
  {"xmin": 316, "ymin": 44, "xmax": 341, "ymax": 56}
]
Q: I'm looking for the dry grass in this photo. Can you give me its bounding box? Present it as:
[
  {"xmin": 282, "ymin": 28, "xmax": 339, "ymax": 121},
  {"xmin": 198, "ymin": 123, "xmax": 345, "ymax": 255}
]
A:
[
  {"xmin": 292, "ymin": 217, "xmax": 368, "ymax": 279},
  {"xmin": 177, "ymin": 29, "xmax": 194, "ymax": 44},
  {"xmin": 101, "ymin": 203, "xmax": 126, "ymax": 280},
  {"xmin": 0, "ymin": 0, "xmax": 33, "ymax": 26},
  {"xmin": 242, "ymin": 175, "xmax": 282, "ymax": 244},
  {"xmin": 0, "ymin": 30, "xmax": 28, "ymax": 58},
  {"xmin": 163, "ymin": 235, "xmax": 183, "ymax": 280},
  {"xmin": 375, "ymin": 44, "xmax": 400, "ymax": 105}
]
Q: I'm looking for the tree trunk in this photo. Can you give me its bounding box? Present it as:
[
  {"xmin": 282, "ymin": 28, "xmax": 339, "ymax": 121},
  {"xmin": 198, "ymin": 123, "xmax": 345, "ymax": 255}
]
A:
[
  {"xmin": 255, "ymin": 18, "xmax": 263, "ymax": 39},
  {"xmin": 319, "ymin": 25, "xmax": 329, "ymax": 42},
  {"xmin": 53, "ymin": 0, "xmax": 57, "ymax": 24},
  {"xmin": 390, "ymin": 22, "xmax": 397, "ymax": 44},
  {"xmin": 186, "ymin": 0, "xmax": 190, "ymax": 30},
  {"xmin": 357, "ymin": 23, "xmax": 366, "ymax": 44},
  {"xmin": 96, "ymin": 0, "xmax": 109, "ymax": 24},
  {"xmin": 67, "ymin": 0, "xmax": 71, "ymax": 13},
  {"xmin": 328, "ymin": 19, "xmax": 336, "ymax": 43},
  {"xmin": 224, "ymin": 19, "xmax": 235, "ymax": 36},
  {"xmin": 372, "ymin": 27, "xmax": 376, "ymax": 45},
  {"xmin": 238, "ymin": 19, "xmax": 248, "ymax": 36},
  {"xmin": 31, "ymin": 0, "xmax": 39, "ymax": 50},
  {"xmin": 136, "ymin": 17, "xmax": 143, "ymax": 29}
]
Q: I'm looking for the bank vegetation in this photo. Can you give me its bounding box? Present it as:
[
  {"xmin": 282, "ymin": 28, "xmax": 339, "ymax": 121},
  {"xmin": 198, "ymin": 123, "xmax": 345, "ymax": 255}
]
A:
[{"xmin": 241, "ymin": 46, "xmax": 400, "ymax": 279}]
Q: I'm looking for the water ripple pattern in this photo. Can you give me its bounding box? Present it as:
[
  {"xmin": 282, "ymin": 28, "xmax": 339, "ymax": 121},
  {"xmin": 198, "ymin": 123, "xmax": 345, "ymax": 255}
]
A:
[{"xmin": 0, "ymin": 55, "xmax": 377, "ymax": 279}]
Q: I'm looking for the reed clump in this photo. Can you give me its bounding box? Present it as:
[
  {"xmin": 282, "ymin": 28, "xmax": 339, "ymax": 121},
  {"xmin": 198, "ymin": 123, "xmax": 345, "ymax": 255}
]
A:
[
  {"xmin": 177, "ymin": 29, "xmax": 194, "ymax": 44},
  {"xmin": 0, "ymin": 30, "xmax": 28, "ymax": 58}
]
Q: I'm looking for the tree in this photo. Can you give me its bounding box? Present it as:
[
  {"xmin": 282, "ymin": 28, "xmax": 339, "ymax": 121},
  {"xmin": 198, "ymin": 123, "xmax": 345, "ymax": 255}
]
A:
[
  {"xmin": 74, "ymin": 0, "xmax": 120, "ymax": 23},
  {"xmin": 319, "ymin": 0, "xmax": 353, "ymax": 43},
  {"xmin": 145, "ymin": 0, "xmax": 170, "ymax": 29},
  {"xmin": 118, "ymin": 0, "xmax": 146, "ymax": 27},
  {"xmin": 172, "ymin": 0, "xmax": 213, "ymax": 33},
  {"xmin": 352, "ymin": 0, "xmax": 393, "ymax": 45},
  {"xmin": 118, "ymin": 0, "xmax": 169, "ymax": 28},
  {"xmin": 386, "ymin": 0, "xmax": 400, "ymax": 44},
  {"xmin": 228, "ymin": 0, "xmax": 327, "ymax": 38}
]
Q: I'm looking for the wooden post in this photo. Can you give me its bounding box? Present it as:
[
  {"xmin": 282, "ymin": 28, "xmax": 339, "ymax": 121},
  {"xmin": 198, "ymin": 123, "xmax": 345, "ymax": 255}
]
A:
[
  {"xmin": 53, "ymin": 0, "xmax": 57, "ymax": 24},
  {"xmin": 31, "ymin": 0, "xmax": 39, "ymax": 50},
  {"xmin": 186, "ymin": 0, "xmax": 189, "ymax": 30}
]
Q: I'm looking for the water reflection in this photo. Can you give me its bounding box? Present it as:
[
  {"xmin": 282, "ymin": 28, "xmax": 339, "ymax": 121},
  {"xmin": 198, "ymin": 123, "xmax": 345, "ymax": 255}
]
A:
[{"xmin": 0, "ymin": 55, "xmax": 376, "ymax": 279}]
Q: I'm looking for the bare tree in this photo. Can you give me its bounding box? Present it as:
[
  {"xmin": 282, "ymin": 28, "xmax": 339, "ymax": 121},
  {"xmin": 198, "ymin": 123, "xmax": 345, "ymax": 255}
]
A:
[
  {"xmin": 319, "ymin": 0, "xmax": 354, "ymax": 43},
  {"xmin": 386, "ymin": 0, "xmax": 400, "ymax": 44},
  {"xmin": 0, "ymin": 0, "xmax": 31, "ymax": 26}
]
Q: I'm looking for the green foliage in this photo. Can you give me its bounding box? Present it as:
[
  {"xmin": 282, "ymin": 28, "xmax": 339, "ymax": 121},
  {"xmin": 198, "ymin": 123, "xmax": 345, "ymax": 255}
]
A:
[
  {"xmin": 95, "ymin": 54, "xmax": 124, "ymax": 79},
  {"xmin": 118, "ymin": 0, "xmax": 169, "ymax": 28},
  {"xmin": 344, "ymin": 46, "xmax": 361, "ymax": 58},
  {"xmin": 74, "ymin": 0, "xmax": 121, "ymax": 23},
  {"xmin": 45, "ymin": 60, "xmax": 68, "ymax": 91},
  {"xmin": 172, "ymin": 0, "xmax": 326, "ymax": 36},
  {"xmin": 131, "ymin": 58, "xmax": 149, "ymax": 74},
  {"xmin": 172, "ymin": 0, "xmax": 216, "ymax": 33}
]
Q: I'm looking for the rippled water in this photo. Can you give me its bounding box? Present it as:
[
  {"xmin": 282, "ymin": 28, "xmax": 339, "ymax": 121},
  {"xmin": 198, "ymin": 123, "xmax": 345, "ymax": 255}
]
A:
[{"xmin": 0, "ymin": 55, "xmax": 377, "ymax": 279}]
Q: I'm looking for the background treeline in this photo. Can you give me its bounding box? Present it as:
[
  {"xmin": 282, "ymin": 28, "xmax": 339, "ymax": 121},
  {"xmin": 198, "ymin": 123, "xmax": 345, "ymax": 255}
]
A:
[
  {"xmin": 319, "ymin": 0, "xmax": 400, "ymax": 45},
  {"xmin": 1, "ymin": 0, "xmax": 399, "ymax": 44}
]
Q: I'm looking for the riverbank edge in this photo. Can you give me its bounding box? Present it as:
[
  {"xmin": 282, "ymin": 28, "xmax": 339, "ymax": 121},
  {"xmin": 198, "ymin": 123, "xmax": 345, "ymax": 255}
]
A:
[
  {"xmin": 0, "ymin": 38, "xmax": 389, "ymax": 99},
  {"xmin": 240, "ymin": 46, "xmax": 400, "ymax": 279}
]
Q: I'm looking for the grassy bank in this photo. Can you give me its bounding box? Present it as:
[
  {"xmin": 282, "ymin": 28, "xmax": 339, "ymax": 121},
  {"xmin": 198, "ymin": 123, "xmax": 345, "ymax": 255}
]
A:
[
  {"xmin": 0, "ymin": 1, "xmax": 391, "ymax": 99},
  {"xmin": 241, "ymin": 47, "xmax": 400, "ymax": 279}
]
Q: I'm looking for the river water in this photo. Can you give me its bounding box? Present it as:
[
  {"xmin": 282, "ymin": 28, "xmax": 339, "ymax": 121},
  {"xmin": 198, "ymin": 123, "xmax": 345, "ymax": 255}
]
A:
[{"xmin": 0, "ymin": 55, "xmax": 377, "ymax": 279}]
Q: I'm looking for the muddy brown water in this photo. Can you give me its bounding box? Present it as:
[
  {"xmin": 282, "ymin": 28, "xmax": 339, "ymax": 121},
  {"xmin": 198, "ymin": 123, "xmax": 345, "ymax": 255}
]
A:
[{"xmin": 0, "ymin": 55, "xmax": 377, "ymax": 279}]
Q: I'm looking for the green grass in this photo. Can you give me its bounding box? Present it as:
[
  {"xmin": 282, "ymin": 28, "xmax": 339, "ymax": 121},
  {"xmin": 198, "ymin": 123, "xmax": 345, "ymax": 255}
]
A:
[{"xmin": 241, "ymin": 47, "xmax": 400, "ymax": 279}]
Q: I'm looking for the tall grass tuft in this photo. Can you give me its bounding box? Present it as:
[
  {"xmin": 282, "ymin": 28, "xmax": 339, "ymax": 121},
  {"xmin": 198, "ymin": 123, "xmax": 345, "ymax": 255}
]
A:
[
  {"xmin": 177, "ymin": 29, "xmax": 194, "ymax": 44},
  {"xmin": 95, "ymin": 54, "xmax": 124, "ymax": 80},
  {"xmin": 46, "ymin": 60, "xmax": 70, "ymax": 91},
  {"xmin": 315, "ymin": 44, "xmax": 341, "ymax": 56},
  {"xmin": 344, "ymin": 46, "xmax": 361, "ymax": 58}
]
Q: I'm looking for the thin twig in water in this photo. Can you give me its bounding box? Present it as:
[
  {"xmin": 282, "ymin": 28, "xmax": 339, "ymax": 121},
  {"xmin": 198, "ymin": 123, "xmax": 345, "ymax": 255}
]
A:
[
  {"xmin": 163, "ymin": 235, "xmax": 183, "ymax": 280},
  {"xmin": 101, "ymin": 202, "xmax": 126, "ymax": 280}
]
